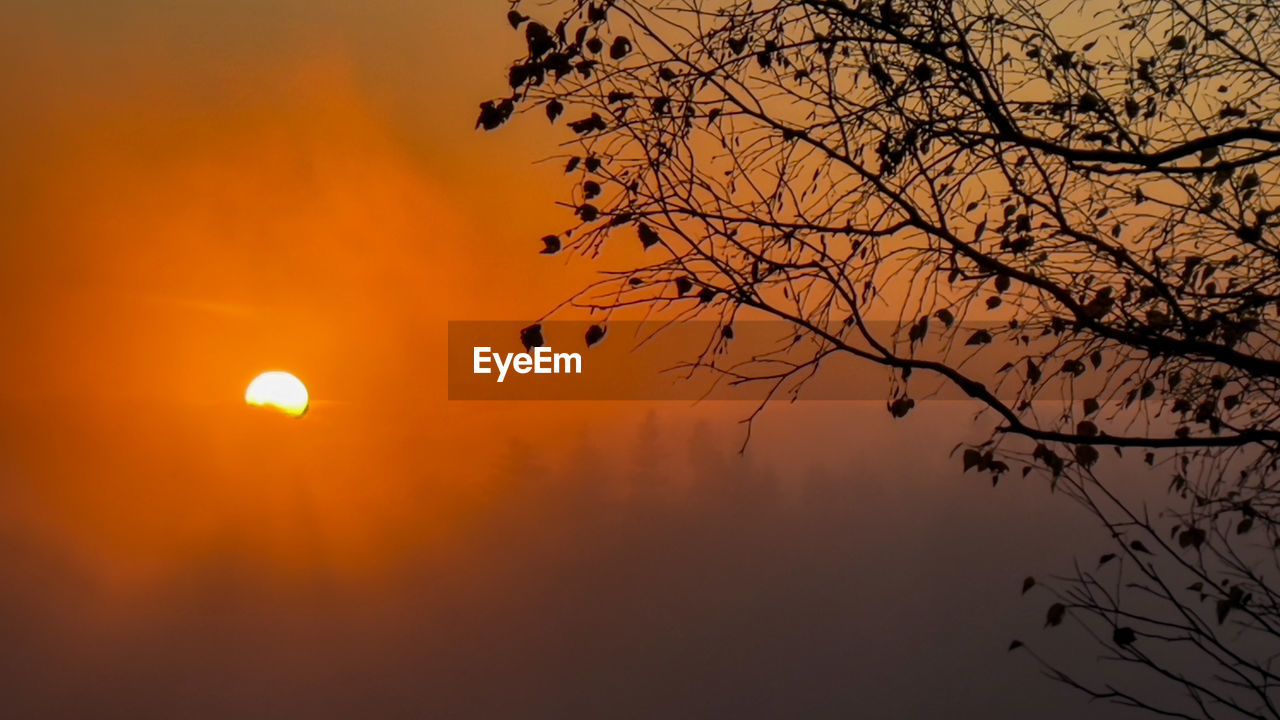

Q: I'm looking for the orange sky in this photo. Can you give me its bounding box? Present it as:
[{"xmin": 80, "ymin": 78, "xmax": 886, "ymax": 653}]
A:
[
  {"xmin": 0, "ymin": 5, "xmax": 1126, "ymax": 718},
  {"xmin": 0, "ymin": 0, "xmax": 1057, "ymax": 603},
  {"xmin": 0, "ymin": 1, "xmax": 630, "ymax": 583},
  {"xmin": 1, "ymin": 0, "xmax": 864, "ymax": 596}
]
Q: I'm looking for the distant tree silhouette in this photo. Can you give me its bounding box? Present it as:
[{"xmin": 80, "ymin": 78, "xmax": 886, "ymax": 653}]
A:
[{"xmin": 480, "ymin": 1, "xmax": 1280, "ymax": 715}]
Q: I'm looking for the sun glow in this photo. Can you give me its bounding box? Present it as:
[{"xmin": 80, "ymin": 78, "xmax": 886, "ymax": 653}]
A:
[{"xmin": 245, "ymin": 371, "xmax": 309, "ymax": 418}]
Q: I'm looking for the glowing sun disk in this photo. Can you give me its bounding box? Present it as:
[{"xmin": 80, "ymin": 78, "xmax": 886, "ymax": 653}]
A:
[{"xmin": 245, "ymin": 371, "xmax": 309, "ymax": 418}]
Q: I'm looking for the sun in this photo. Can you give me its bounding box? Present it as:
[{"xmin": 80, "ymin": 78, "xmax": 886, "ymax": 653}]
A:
[{"xmin": 245, "ymin": 371, "xmax": 309, "ymax": 418}]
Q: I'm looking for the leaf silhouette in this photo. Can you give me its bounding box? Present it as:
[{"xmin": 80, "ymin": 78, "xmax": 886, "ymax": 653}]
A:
[
  {"xmin": 962, "ymin": 448, "xmax": 983, "ymax": 471},
  {"xmin": 1027, "ymin": 359, "xmax": 1041, "ymax": 383},
  {"xmin": 539, "ymin": 235, "xmax": 561, "ymax": 255},
  {"xmin": 1075, "ymin": 445, "xmax": 1099, "ymax": 466},
  {"xmin": 476, "ymin": 99, "xmax": 515, "ymax": 131},
  {"xmin": 1178, "ymin": 527, "xmax": 1206, "ymax": 549},
  {"xmin": 1217, "ymin": 599, "xmax": 1233, "ymax": 624},
  {"xmin": 520, "ymin": 324, "xmax": 545, "ymax": 351},
  {"xmin": 569, "ymin": 113, "xmax": 608, "ymax": 135},
  {"xmin": 966, "ymin": 330, "xmax": 993, "ymax": 346},
  {"xmin": 908, "ymin": 317, "xmax": 929, "ymax": 345},
  {"xmin": 1113, "ymin": 627, "xmax": 1136, "ymax": 646},
  {"xmin": 1021, "ymin": 576, "xmax": 1035, "ymax": 594},
  {"xmin": 609, "ymin": 36, "xmax": 632, "ymax": 60},
  {"xmin": 1046, "ymin": 603, "xmax": 1066, "ymax": 627},
  {"xmin": 888, "ymin": 397, "xmax": 915, "ymax": 418},
  {"xmin": 585, "ymin": 325, "xmax": 606, "ymax": 347},
  {"xmin": 525, "ymin": 23, "xmax": 555, "ymax": 60},
  {"xmin": 638, "ymin": 223, "xmax": 662, "ymax": 249}
]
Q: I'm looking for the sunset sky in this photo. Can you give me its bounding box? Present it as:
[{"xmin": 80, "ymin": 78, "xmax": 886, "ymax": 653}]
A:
[{"xmin": 0, "ymin": 2, "xmax": 1139, "ymax": 717}]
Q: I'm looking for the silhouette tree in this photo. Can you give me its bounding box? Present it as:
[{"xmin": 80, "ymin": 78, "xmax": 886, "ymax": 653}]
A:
[{"xmin": 480, "ymin": 1, "xmax": 1280, "ymax": 715}]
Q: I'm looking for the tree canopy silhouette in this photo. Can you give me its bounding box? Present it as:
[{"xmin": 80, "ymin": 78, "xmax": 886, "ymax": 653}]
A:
[{"xmin": 480, "ymin": 1, "xmax": 1280, "ymax": 716}]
